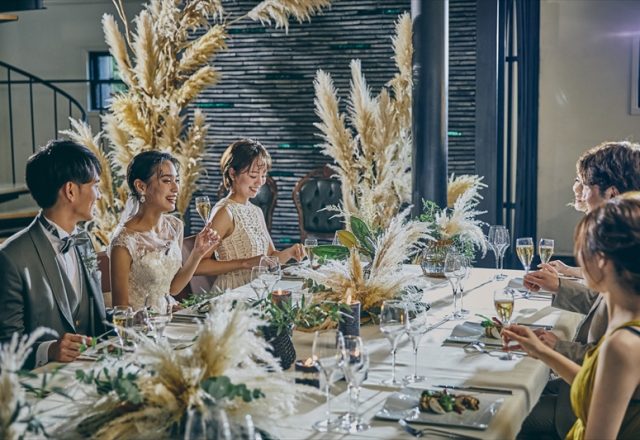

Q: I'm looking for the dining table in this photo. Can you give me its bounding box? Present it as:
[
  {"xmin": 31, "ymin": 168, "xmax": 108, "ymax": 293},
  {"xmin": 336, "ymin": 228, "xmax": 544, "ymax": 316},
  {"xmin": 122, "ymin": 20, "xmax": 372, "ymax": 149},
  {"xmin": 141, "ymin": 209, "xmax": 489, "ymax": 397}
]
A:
[{"xmin": 28, "ymin": 266, "xmax": 584, "ymax": 439}]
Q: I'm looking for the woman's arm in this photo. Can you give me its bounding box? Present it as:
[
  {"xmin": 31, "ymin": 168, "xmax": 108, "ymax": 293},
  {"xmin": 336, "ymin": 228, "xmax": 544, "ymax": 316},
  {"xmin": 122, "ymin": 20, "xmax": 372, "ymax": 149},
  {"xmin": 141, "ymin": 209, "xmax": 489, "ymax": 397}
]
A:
[
  {"xmin": 502, "ymin": 325, "xmax": 581, "ymax": 383},
  {"xmin": 169, "ymin": 226, "xmax": 219, "ymax": 294},
  {"xmin": 584, "ymin": 331, "xmax": 640, "ymax": 439},
  {"xmin": 110, "ymin": 245, "xmax": 133, "ymax": 306}
]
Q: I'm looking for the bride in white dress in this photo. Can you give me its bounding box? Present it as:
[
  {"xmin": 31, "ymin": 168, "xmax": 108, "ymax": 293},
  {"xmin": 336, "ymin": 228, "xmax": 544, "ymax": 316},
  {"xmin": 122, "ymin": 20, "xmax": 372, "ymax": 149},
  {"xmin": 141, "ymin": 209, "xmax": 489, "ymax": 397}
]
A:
[{"xmin": 110, "ymin": 151, "xmax": 219, "ymax": 310}]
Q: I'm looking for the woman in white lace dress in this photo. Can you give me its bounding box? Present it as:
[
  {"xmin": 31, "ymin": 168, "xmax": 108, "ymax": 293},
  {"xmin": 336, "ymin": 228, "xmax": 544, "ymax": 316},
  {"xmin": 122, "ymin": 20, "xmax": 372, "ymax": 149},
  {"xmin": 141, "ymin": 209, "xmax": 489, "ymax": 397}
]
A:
[
  {"xmin": 196, "ymin": 139, "xmax": 304, "ymax": 290},
  {"xmin": 110, "ymin": 151, "xmax": 219, "ymax": 310}
]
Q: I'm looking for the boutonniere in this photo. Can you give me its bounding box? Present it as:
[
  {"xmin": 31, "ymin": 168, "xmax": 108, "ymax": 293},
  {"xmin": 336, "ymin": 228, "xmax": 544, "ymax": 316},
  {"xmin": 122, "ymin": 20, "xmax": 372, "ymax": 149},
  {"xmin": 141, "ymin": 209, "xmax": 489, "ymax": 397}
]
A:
[{"xmin": 77, "ymin": 245, "xmax": 99, "ymax": 274}]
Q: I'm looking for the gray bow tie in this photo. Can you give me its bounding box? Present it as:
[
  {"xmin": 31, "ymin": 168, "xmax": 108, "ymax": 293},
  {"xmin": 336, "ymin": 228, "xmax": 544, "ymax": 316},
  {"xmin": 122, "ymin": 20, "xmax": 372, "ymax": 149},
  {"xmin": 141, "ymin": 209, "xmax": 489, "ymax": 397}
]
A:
[{"xmin": 39, "ymin": 215, "xmax": 91, "ymax": 254}]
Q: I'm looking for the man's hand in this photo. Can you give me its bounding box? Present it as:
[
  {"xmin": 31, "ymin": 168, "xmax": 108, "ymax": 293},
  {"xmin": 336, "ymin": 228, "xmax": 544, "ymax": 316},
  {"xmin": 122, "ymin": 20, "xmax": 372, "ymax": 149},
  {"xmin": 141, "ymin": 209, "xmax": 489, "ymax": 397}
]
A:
[
  {"xmin": 48, "ymin": 333, "xmax": 89, "ymax": 362},
  {"xmin": 533, "ymin": 328, "xmax": 559, "ymax": 349},
  {"xmin": 523, "ymin": 263, "xmax": 560, "ymax": 293}
]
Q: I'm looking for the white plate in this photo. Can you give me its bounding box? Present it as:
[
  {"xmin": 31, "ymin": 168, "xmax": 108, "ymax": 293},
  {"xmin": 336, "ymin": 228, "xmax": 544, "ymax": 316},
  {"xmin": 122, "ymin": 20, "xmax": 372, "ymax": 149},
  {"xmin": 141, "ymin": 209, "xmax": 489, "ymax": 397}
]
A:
[{"xmin": 376, "ymin": 387, "xmax": 504, "ymax": 430}]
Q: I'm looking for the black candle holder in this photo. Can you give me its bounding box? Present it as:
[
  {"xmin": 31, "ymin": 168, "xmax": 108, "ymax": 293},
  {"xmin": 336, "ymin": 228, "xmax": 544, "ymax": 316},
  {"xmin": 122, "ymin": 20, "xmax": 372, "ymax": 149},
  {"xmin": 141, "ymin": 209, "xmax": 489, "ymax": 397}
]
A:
[
  {"xmin": 294, "ymin": 359, "xmax": 320, "ymax": 388},
  {"xmin": 338, "ymin": 301, "xmax": 361, "ymax": 337}
]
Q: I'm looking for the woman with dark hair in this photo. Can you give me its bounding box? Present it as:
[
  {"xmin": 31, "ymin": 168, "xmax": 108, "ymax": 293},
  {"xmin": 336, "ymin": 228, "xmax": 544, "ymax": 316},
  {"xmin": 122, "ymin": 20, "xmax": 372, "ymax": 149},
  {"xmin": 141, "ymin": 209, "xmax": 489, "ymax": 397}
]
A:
[
  {"xmin": 110, "ymin": 150, "xmax": 219, "ymax": 309},
  {"xmin": 505, "ymin": 196, "xmax": 640, "ymax": 439},
  {"xmin": 196, "ymin": 139, "xmax": 304, "ymax": 290}
]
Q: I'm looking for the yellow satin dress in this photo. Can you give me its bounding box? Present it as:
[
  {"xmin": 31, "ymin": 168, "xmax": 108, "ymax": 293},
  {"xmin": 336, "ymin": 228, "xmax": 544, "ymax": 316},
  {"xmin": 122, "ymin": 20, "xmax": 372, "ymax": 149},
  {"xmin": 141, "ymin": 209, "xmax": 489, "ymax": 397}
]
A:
[{"xmin": 566, "ymin": 320, "xmax": 640, "ymax": 439}]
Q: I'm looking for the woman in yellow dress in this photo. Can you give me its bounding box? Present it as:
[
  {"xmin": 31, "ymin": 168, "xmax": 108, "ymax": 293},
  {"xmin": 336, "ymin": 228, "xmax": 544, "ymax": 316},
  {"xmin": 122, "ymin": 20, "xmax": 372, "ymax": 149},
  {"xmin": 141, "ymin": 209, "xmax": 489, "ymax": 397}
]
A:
[{"xmin": 504, "ymin": 195, "xmax": 640, "ymax": 439}]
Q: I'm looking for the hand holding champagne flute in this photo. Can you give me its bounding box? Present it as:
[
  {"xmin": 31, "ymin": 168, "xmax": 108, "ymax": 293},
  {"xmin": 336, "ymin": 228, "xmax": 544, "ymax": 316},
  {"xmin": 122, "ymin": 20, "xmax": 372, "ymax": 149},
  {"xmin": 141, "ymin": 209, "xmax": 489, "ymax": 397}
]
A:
[
  {"xmin": 538, "ymin": 238, "xmax": 554, "ymax": 264},
  {"xmin": 195, "ymin": 196, "xmax": 211, "ymax": 223},
  {"xmin": 516, "ymin": 237, "xmax": 534, "ymax": 297},
  {"xmin": 493, "ymin": 288, "xmax": 517, "ymax": 360}
]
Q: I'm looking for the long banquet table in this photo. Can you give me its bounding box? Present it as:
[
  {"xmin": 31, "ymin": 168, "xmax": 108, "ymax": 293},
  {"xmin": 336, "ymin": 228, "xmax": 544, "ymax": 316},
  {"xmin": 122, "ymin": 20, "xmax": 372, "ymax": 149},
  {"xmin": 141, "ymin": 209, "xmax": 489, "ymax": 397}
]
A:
[{"xmin": 31, "ymin": 267, "xmax": 583, "ymax": 439}]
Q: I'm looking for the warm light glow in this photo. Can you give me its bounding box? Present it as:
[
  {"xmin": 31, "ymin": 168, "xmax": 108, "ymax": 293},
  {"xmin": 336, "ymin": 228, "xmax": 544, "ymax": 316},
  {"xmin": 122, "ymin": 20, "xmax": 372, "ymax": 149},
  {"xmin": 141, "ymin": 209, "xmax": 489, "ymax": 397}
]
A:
[
  {"xmin": 273, "ymin": 289, "xmax": 285, "ymax": 296},
  {"xmin": 303, "ymin": 356, "xmax": 316, "ymax": 367}
]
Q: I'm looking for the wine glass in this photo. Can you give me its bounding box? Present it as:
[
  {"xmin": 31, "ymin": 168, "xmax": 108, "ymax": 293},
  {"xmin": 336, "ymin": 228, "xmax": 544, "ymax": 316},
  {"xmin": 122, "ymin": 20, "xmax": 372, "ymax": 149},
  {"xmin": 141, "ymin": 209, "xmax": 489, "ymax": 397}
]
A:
[
  {"xmin": 458, "ymin": 255, "xmax": 471, "ymax": 317},
  {"xmin": 488, "ymin": 225, "xmax": 510, "ymax": 280},
  {"xmin": 339, "ymin": 336, "xmax": 370, "ymax": 433},
  {"xmin": 403, "ymin": 303, "xmax": 429, "ymax": 384},
  {"xmin": 250, "ymin": 266, "xmax": 270, "ymax": 300},
  {"xmin": 304, "ymin": 238, "xmax": 319, "ymax": 268},
  {"xmin": 112, "ymin": 305, "xmax": 133, "ymax": 348},
  {"xmin": 312, "ymin": 329, "xmax": 346, "ymax": 432},
  {"xmin": 516, "ymin": 237, "xmax": 534, "ymax": 297},
  {"xmin": 184, "ymin": 406, "xmax": 216, "ymax": 440},
  {"xmin": 259, "ymin": 255, "xmax": 281, "ymax": 292},
  {"xmin": 379, "ymin": 300, "xmax": 407, "ymax": 386},
  {"xmin": 443, "ymin": 252, "xmax": 465, "ymax": 320},
  {"xmin": 145, "ymin": 294, "xmax": 173, "ymax": 340},
  {"xmin": 493, "ymin": 288, "xmax": 517, "ymax": 360},
  {"xmin": 538, "ymin": 238, "xmax": 554, "ymax": 265},
  {"xmin": 195, "ymin": 196, "xmax": 211, "ymax": 223}
]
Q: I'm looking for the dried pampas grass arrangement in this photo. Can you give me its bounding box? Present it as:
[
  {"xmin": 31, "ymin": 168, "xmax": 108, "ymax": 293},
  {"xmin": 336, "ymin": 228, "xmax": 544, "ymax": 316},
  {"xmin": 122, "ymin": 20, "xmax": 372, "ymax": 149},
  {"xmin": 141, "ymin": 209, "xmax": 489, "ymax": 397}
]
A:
[
  {"xmin": 314, "ymin": 13, "xmax": 413, "ymax": 232},
  {"xmin": 64, "ymin": 0, "xmax": 332, "ymax": 249}
]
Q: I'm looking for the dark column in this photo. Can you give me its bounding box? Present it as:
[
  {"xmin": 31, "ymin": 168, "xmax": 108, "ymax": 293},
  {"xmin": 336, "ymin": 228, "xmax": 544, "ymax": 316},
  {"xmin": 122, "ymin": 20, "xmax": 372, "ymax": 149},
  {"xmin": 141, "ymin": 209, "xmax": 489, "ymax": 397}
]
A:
[{"xmin": 411, "ymin": 0, "xmax": 449, "ymax": 216}]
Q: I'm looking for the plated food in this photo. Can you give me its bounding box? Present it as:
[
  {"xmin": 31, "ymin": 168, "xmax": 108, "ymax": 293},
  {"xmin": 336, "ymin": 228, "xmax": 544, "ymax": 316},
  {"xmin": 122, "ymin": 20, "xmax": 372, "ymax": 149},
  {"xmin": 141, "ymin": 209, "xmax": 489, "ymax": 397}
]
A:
[
  {"xmin": 476, "ymin": 314, "xmax": 504, "ymax": 339},
  {"xmin": 419, "ymin": 389, "xmax": 480, "ymax": 415}
]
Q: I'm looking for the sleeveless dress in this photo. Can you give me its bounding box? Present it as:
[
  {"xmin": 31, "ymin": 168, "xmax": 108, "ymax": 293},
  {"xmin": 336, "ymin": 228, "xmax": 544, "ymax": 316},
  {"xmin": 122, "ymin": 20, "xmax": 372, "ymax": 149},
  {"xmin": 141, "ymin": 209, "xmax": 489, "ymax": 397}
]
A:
[
  {"xmin": 110, "ymin": 214, "xmax": 183, "ymax": 310},
  {"xmin": 212, "ymin": 198, "xmax": 271, "ymax": 291},
  {"xmin": 566, "ymin": 319, "xmax": 640, "ymax": 439}
]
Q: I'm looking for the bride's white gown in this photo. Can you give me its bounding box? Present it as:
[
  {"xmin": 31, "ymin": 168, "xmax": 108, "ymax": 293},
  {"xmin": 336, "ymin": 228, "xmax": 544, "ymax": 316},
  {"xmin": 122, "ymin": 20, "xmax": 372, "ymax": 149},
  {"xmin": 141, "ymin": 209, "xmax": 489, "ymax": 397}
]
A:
[{"xmin": 110, "ymin": 214, "xmax": 183, "ymax": 310}]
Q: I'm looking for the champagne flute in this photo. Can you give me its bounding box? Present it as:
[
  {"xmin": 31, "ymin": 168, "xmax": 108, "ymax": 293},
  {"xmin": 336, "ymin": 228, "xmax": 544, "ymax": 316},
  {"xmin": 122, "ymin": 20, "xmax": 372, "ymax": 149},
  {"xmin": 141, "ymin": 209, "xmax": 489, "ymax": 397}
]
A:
[
  {"xmin": 379, "ymin": 300, "xmax": 407, "ymax": 386},
  {"xmin": 259, "ymin": 255, "xmax": 281, "ymax": 292},
  {"xmin": 538, "ymin": 238, "xmax": 554, "ymax": 264},
  {"xmin": 516, "ymin": 237, "xmax": 534, "ymax": 297},
  {"xmin": 403, "ymin": 303, "xmax": 429, "ymax": 384},
  {"xmin": 312, "ymin": 329, "xmax": 346, "ymax": 432},
  {"xmin": 458, "ymin": 255, "xmax": 471, "ymax": 317},
  {"xmin": 112, "ymin": 305, "xmax": 133, "ymax": 348},
  {"xmin": 304, "ymin": 238, "xmax": 318, "ymax": 268},
  {"xmin": 250, "ymin": 266, "xmax": 270, "ymax": 300},
  {"xmin": 339, "ymin": 336, "xmax": 370, "ymax": 433},
  {"xmin": 488, "ymin": 225, "xmax": 510, "ymax": 280},
  {"xmin": 493, "ymin": 288, "xmax": 517, "ymax": 360},
  {"xmin": 195, "ymin": 196, "xmax": 211, "ymax": 223},
  {"xmin": 444, "ymin": 252, "xmax": 465, "ymax": 320}
]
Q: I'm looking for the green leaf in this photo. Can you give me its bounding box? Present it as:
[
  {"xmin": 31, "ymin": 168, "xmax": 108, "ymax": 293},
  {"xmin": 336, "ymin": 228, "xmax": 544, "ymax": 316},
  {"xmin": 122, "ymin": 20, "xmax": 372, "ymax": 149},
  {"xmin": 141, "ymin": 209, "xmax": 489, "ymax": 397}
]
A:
[
  {"xmin": 311, "ymin": 245, "xmax": 349, "ymax": 261},
  {"xmin": 350, "ymin": 216, "xmax": 374, "ymax": 256}
]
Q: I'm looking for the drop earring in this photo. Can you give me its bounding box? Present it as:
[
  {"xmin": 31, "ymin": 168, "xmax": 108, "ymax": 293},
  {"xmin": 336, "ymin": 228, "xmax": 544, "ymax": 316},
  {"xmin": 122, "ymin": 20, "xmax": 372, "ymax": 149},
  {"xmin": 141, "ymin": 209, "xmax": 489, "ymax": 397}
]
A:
[{"xmin": 140, "ymin": 194, "xmax": 146, "ymax": 203}]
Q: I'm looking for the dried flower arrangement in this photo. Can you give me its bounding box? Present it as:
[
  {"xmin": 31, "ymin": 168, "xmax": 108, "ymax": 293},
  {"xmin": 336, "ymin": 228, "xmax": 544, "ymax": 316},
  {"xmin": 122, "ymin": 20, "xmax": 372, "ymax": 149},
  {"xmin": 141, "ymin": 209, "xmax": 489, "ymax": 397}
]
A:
[
  {"xmin": 63, "ymin": 0, "xmax": 333, "ymax": 248},
  {"xmin": 59, "ymin": 300, "xmax": 311, "ymax": 439},
  {"xmin": 296, "ymin": 208, "xmax": 432, "ymax": 311},
  {"xmin": 313, "ymin": 12, "xmax": 413, "ymax": 231},
  {"xmin": 420, "ymin": 174, "xmax": 488, "ymax": 257}
]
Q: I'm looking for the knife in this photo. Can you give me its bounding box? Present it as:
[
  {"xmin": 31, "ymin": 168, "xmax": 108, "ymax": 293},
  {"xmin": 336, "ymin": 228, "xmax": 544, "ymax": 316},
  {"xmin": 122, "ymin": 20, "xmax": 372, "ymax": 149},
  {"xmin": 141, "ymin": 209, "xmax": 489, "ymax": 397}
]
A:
[{"xmin": 433, "ymin": 384, "xmax": 513, "ymax": 395}]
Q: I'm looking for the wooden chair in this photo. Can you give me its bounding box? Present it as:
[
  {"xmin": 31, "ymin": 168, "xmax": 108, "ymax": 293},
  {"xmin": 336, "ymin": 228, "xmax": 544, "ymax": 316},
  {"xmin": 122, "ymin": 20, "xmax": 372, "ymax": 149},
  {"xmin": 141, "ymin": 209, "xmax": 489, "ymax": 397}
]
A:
[
  {"xmin": 292, "ymin": 165, "xmax": 343, "ymax": 241},
  {"xmin": 216, "ymin": 175, "xmax": 278, "ymax": 231},
  {"xmin": 97, "ymin": 251, "xmax": 112, "ymax": 307}
]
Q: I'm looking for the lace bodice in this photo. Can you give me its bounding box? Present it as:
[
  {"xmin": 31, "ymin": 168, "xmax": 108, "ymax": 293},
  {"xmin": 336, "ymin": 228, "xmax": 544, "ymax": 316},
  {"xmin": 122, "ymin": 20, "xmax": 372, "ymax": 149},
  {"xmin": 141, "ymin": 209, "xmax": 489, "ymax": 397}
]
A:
[
  {"xmin": 110, "ymin": 214, "xmax": 183, "ymax": 310},
  {"xmin": 213, "ymin": 198, "xmax": 271, "ymax": 290}
]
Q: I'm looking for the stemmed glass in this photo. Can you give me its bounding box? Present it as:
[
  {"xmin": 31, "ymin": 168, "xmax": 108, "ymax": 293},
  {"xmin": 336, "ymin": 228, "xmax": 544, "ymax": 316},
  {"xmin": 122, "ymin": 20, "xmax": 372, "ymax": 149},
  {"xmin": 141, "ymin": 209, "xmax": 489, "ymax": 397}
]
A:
[
  {"xmin": 403, "ymin": 303, "xmax": 429, "ymax": 384},
  {"xmin": 443, "ymin": 253, "xmax": 465, "ymax": 320},
  {"xmin": 494, "ymin": 288, "xmax": 517, "ymax": 360},
  {"xmin": 112, "ymin": 305, "xmax": 133, "ymax": 348},
  {"xmin": 538, "ymin": 238, "xmax": 554, "ymax": 265},
  {"xmin": 516, "ymin": 237, "xmax": 534, "ymax": 297},
  {"xmin": 250, "ymin": 266, "xmax": 270, "ymax": 300},
  {"xmin": 379, "ymin": 300, "xmax": 407, "ymax": 386},
  {"xmin": 195, "ymin": 196, "xmax": 212, "ymax": 223},
  {"xmin": 458, "ymin": 256, "xmax": 471, "ymax": 317},
  {"xmin": 339, "ymin": 336, "xmax": 370, "ymax": 433},
  {"xmin": 488, "ymin": 226, "xmax": 510, "ymax": 280},
  {"xmin": 259, "ymin": 255, "xmax": 281, "ymax": 292},
  {"xmin": 145, "ymin": 294, "xmax": 173, "ymax": 340},
  {"xmin": 312, "ymin": 329, "xmax": 346, "ymax": 432},
  {"xmin": 304, "ymin": 238, "xmax": 319, "ymax": 268}
]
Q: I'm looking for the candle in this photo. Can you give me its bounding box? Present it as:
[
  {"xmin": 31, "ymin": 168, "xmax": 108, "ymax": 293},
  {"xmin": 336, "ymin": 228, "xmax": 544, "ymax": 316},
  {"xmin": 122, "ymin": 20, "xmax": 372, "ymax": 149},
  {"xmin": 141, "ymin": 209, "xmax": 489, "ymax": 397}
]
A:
[
  {"xmin": 271, "ymin": 289, "xmax": 292, "ymax": 309},
  {"xmin": 339, "ymin": 290, "xmax": 361, "ymax": 337},
  {"xmin": 294, "ymin": 357, "xmax": 320, "ymax": 388}
]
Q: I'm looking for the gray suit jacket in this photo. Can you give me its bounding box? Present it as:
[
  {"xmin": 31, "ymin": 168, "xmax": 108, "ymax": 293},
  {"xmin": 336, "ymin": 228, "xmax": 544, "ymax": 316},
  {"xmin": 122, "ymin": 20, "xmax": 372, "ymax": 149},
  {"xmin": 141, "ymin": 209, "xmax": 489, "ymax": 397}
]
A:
[
  {"xmin": 0, "ymin": 217, "xmax": 107, "ymax": 369},
  {"xmin": 549, "ymin": 279, "xmax": 608, "ymax": 437}
]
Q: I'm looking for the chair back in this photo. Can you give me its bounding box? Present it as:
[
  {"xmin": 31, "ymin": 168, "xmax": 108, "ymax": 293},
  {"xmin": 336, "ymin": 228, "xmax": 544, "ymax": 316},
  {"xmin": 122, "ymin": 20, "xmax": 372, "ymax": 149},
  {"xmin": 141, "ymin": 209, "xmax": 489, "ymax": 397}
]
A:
[
  {"xmin": 216, "ymin": 175, "xmax": 278, "ymax": 231},
  {"xmin": 292, "ymin": 165, "xmax": 343, "ymax": 241}
]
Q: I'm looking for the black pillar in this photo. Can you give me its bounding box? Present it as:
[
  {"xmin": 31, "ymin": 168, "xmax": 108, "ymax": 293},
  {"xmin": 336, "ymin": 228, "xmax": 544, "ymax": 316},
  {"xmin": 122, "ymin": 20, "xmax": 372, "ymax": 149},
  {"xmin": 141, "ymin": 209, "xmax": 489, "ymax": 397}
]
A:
[{"xmin": 411, "ymin": 0, "xmax": 449, "ymax": 217}]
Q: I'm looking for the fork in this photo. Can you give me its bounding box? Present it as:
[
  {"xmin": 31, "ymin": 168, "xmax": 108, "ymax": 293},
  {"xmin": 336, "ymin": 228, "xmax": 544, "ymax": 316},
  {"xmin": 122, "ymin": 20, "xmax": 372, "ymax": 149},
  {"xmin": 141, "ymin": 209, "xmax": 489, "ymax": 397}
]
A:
[{"xmin": 398, "ymin": 419, "xmax": 475, "ymax": 439}]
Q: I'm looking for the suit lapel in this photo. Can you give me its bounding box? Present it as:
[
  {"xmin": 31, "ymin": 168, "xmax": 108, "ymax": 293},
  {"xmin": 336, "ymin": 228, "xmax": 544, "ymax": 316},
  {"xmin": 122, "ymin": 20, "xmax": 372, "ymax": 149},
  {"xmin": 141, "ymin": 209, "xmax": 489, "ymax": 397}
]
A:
[
  {"xmin": 76, "ymin": 245, "xmax": 106, "ymax": 327},
  {"xmin": 28, "ymin": 219, "xmax": 75, "ymax": 330}
]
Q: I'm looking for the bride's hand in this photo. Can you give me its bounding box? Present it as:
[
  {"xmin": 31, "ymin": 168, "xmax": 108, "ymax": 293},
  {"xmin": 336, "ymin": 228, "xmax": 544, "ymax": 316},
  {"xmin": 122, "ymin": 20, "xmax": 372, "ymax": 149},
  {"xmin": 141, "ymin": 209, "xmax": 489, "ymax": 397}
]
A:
[{"xmin": 193, "ymin": 224, "xmax": 220, "ymax": 257}]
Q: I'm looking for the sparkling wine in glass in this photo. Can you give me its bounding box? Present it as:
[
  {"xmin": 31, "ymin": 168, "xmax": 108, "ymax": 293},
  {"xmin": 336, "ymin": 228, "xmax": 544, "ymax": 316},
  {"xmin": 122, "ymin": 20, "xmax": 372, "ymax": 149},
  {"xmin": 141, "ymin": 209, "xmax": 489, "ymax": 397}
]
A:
[
  {"xmin": 195, "ymin": 196, "xmax": 211, "ymax": 223},
  {"xmin": 312, "ymin": 329, "xmax": 346, "ymax": 432},
  {"xmin": 112, "ymin": 305, "xmax": 133, "ymax": 348},
  {"xmin": 403, "ymin": 303, "xmax": 429, "ymax": 384},
  {"xmin": 516, "ymin": 237, "xmax": 534, "ymax": 297},
  {"xmin": 494, "ymin": 288, "xmax": 517, "ymax": 360},
  {"xmin": 538, "ymin": 238, "xmax": 554, "ymax": 265},
  {"xmin": 339, "ymin": 336, "xmax": 370, "ymax": 433},
  {"xmin": 379, "ymin": 300, "xmax": 407, "ymax": 386},
  {"xmin": 304, "ymin": 238, "xmax": 319, "ymax": 268},
  {"xmin": 444, "ymin": 252, "xmax": 465, "ymax": 320}
]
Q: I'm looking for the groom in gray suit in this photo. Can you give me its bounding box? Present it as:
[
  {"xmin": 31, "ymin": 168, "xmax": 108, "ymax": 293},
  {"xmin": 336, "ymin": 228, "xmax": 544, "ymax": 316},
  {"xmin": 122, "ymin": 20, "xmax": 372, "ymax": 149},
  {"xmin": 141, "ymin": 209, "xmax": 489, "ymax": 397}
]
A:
[{"xmin": 0, "ymin": 139, "xmax": 107, "ymax": 369}]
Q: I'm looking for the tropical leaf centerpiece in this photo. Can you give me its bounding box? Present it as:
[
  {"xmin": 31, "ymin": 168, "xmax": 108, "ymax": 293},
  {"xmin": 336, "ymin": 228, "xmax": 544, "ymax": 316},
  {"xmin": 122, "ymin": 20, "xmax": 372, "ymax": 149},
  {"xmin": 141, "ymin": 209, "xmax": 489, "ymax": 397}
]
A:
[
  {"xmin": 59, "ymin": 300, "xmax": 312, "ymax": 439},
  {"xmin": 296, "ymin": 209, "xmax": 433, "ymax": 312}
]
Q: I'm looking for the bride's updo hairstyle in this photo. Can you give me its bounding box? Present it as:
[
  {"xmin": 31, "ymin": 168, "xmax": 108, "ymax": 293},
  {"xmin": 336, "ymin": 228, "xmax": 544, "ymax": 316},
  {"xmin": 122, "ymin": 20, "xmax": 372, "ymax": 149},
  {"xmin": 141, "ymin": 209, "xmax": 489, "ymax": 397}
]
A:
[
  {"xmin": 574, "ymin": 195, "xmax": 640, "ymax": 294},
  {"xmin": 126, "ymin": 150, "xmax": 179, "ymax": 201},
  {"xmin": 220, "ymin": 138, "xmax": 272, "ymax": 190}
]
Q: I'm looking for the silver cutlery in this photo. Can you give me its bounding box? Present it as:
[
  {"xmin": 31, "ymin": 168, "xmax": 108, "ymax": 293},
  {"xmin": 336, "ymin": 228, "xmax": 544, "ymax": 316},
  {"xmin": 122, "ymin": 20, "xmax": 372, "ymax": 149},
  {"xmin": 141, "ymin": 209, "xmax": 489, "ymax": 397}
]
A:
[
  {"xmin": 432, "ymin": 384, "xmax": 513, "ymax": 395},
  {"xmin": 398, "ymin": 419, "xmax": 476, "ymax": 439}
]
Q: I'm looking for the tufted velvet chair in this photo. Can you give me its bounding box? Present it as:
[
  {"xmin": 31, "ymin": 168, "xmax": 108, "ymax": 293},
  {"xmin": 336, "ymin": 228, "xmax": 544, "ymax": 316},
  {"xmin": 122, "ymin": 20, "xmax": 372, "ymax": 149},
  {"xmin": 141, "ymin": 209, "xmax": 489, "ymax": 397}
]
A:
[
  {"xmin": 292, "ymin": 165, "xmax": 343, "ymax": 241},
  {"xmin": 216, "ymin": 175, "xmax": 278, "ymax": 232}
]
